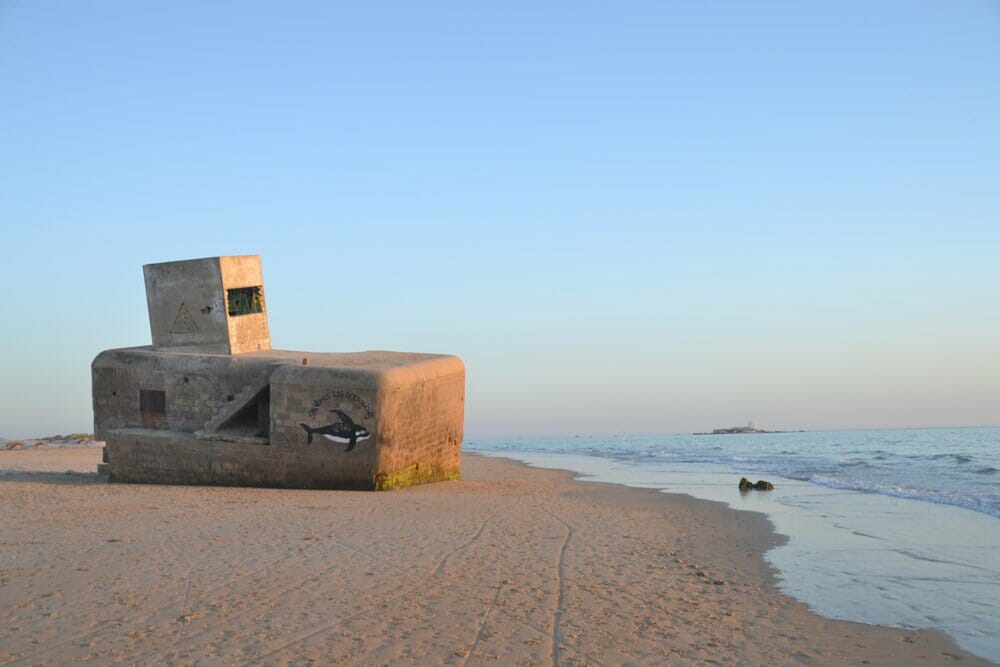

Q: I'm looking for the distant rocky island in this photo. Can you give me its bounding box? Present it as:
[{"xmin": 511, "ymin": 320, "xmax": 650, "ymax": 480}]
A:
[{"xmin": 694, "ymin": 421, "xmax": 803, "ymax": 435}]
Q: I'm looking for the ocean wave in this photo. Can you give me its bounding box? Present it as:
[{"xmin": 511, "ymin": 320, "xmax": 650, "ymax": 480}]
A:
[
  {"xmin": 930, "ymin": 453, "xmax": 973, "ymax": 464},
  {"xmin": 806, "ymin": 475, "xmax": 1000, "ymax": 519},
  {"xmin": 467, "ymin": 429, "xmax": 1000, "ymax": 519}
]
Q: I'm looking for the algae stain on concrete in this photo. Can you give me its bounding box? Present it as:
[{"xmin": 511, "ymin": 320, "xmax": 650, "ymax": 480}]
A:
[{"xmin": 374, "ymin": 464, "xmax": 461, "ymax": 491}]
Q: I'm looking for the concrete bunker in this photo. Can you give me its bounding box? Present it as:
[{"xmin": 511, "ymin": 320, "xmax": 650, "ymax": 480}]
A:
[{"xmin": 93, "ymin": 255, "xmax": 465, "ymax": 490}]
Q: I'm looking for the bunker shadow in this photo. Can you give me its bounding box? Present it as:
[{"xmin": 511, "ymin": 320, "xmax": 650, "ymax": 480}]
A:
[{"xmin": 0, "ymin": 470, "xmax": 108, "ymax": 486}]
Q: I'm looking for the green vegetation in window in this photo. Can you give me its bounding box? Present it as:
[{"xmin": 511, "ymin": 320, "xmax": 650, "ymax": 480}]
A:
[{"xmin": 227, "ymin": 287, "xmax": 264, "ymax": 316}]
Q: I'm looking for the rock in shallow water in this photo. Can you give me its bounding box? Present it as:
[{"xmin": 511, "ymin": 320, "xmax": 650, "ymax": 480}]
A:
[{"xmin": 738, "ymin": 477, "xmax": 774, "ymax": 491}]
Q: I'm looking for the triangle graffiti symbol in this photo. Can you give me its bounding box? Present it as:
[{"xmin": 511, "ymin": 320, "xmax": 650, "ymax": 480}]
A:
[{"xmin": 169, "ymin": 302, "xmax": 199, "ymax": 334}]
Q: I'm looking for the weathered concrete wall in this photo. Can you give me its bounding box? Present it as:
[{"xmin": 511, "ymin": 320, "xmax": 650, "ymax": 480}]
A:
[
  {"xmin": 269, "ymin": 353, "xmax": 464, "ymax": 489},
  {"xmin": 103, "ymin": 429, "xmax": 379, "ymax": 489},
  {"xmin": 144, "ymin": 257, "xmax": 231, "ymax": 351},
  {"xmin": 219, "ymin": 255, "xmax": 271, "ymax": 354},
  {"xmin": 374, "ymin": 356, "xmax": 465, "ymax": 488},
  {"xmin": 270, "ymin": 364, "xmax": 380, "ymax": 486},
  {"xmin": 94, "ymin": 348, "xmax": 465, "ymax": 490},
  {"xmin": 92, "ymin": 348, "xmax": 286, "ymax": 437}
]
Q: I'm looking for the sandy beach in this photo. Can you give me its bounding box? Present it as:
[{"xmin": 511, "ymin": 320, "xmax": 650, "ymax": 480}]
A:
[{"xmin": 0, "ymin": 446, "xmax": 988, "ymax": 665}]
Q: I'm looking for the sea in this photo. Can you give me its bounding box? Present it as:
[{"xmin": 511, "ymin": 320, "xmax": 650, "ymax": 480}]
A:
[{"xmin": 466, "ymin": 427, "xmax": 1000, "ymax": 662}]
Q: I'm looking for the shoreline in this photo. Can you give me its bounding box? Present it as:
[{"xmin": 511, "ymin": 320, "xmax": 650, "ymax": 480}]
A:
[
  {"xmin": 0, "ymin": 446, "xmax": 990, "ymax": 665},
  {"xmin": 474, "ymin": 447, "xmax": 1000, "ymax": 662},
  {"xmin": 474, "ymin": 452, "xmax": 996, "ymax": 663}
]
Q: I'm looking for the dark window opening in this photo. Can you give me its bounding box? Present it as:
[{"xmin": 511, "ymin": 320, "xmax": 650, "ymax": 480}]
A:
[
  {"xmin": 227, "ymin": 286, "xmax": 264, "ymax": 316},
  {"xmin": 139, "ymin": 389, "xmax": 166, "ymax": 429}
]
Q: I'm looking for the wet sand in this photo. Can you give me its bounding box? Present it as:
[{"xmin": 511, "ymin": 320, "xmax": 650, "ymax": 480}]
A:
[{"xmin": 0, "ymin": 446, "xmax": 988, "ymax": 665}]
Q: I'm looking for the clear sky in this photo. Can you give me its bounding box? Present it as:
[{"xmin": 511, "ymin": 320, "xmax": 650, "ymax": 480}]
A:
[{"xmin": 1, "ymin": 1, "xmax": 998, "ymax": 439}]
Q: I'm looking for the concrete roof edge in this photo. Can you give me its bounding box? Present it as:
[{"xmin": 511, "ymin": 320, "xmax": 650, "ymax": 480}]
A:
[
  {"xmin": 142, "ymin": 255, "xmax": 260, "ymax": 270},
  {"xmin": 375, "ymin": 354, "xmax": 465, "ymax": 388}
]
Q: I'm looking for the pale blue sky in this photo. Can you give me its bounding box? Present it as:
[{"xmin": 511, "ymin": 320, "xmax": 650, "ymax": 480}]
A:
[{"xmin": 1, "ymin": 1, "xmax": 999, "ymax": 438}]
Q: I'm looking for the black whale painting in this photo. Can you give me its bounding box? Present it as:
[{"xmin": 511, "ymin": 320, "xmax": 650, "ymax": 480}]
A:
[{"xmin": 299, "ymin": 410, "xmax": 371, "ymax": 452}]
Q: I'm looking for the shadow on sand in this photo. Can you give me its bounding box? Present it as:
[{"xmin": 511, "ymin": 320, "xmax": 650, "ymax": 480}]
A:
[{"xmin": 0, "ymin": 470, "xmax": 107, "ymax": 486}]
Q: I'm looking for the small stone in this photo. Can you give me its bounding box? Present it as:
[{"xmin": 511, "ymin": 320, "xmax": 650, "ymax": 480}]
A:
[{"xmin": 738, "ymin": 477, "xmax": 753, "ymax": 490}]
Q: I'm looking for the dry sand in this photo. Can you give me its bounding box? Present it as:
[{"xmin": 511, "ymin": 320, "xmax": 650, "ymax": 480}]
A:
[{"xmin": 0, "ymin": 446, "xmax": 988, "ymax": 665}]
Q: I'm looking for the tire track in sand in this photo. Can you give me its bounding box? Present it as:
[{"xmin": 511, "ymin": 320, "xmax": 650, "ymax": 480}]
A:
[{"xmin": 251, "ymin": 506, "xmax": 501, "ymax": 662}]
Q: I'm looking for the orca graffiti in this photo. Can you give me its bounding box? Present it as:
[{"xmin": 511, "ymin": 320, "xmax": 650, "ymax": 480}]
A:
[{"xmin": 299, "ymin": 410, "xmax": 371, "ymax": 452}]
